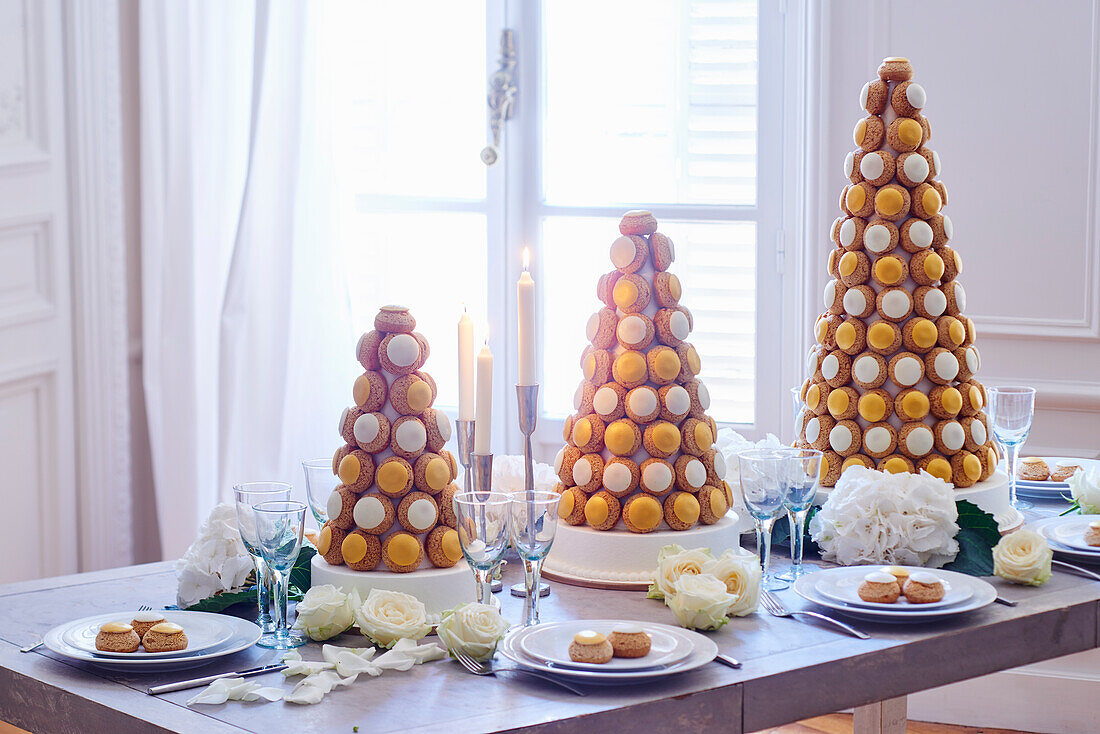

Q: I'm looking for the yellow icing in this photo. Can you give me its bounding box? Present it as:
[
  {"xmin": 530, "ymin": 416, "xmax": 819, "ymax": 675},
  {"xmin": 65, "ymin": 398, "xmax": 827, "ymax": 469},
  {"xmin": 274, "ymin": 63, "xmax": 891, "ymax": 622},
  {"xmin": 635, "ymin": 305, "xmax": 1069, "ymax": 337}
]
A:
[
  {"xmin": 572, "ymin": 418, "xmax": 593, "ymax": 447},
  {"xmin": 693, "ymin": 422, "xmax": 714, "ymax": 451},
  {"xmin": 387, "ymin": 534, "xmax": 420, "ymax": 566},
  {"xmin": 948, "ymin": 320, "xmax": 965, "ymax": 346},
  {"xmin": 673, "ymin": 493, "xmax": 701, "ymax": 524},
  {"xmin": 884, "ymin": 56, "xmax": 909, "ymax": 63},
  {"xmin": 425, "ymin": 457, "xmax": 450, "ymax": 491},
  {"xmin": 969, "ymin": 385, "xmax": 984, "ymax": 410},
  {"xmin": 883, "ymin": 457, "xmax": 909, "ymax": 474},
  {"xmin": 318, "ymin": 526, "xmax": 332, "ymax": 555},
  {"xmin": 876, "ymin": 188, "xmax": 905, "ymax": 217},
  {"xmin": 828, "ymin": 250, "xmax": 838, "ymax": 272},
  {"xmin": 585, "ymin": 496, "xmax": 610, "ymax": 525},
  {"xmin": 149, "ymin": 622, "xmax": 183, "ymax": 635},
  {"xmin": 100, "ymin": 622, "xmax": 133, "ymax": 634},
  {"xmin": 827, "ymin": 389, "xmax": 850, "ymax": 416},
  {"xmin": 836, "ymin": 322, "xmax": 856, "ymax": 350},
  {"xmin": 953, "ymin": 250, "xmax": 963, "ymax": 273},
  {"xmin": 407, "ymin": 381, "xmax": 433, "ymax": 412},
  {"xmin": 613, "ymin": 279, "xmax": 639, "ymax": 309},
  {"xmin": 963, "ymin": 454, "xmax": 982, "ymax": 481},
  {"xmin": 574, "ymin": 630, "xmax": 607, "ymax": 645},
  {"xmin": 669, "ymin": 274, "xmax": 682, "ymax": 301},
  {"xmin": 582, "ymin": 353, "xmax": 597, "ymax": 381},
  {"xmin": 853, "ymin": 120, "xmax": 868, "ymax": 146},
  {"xmin": 605, "ymin": 422, "xmax": 636, "ymax": 455},
  {"xmin": 352, "ymin": 374, "xmax": 372, "ymax": 407},
  {"xmin": 858, "ymin": 393, "xmax": 887, "ymax": 422},
  {"xmin": 652, "ymin": 423, "xmax": 681, "ymax": 454},
  {"xmin": 710, "ymin": 488, "xmax": 728, "ymax": 517},
  {"xmin": 912, "ymin": 319, "xmax": 937, "ymax": 348},
  {"xmin": 441, "ymin": 529, "xmax": 463, "ymax": 563},
  {"xmin": 839, "ymin": 252, "xmax": 858, "ymax": 277},
  {"xmin": 378, "ymin": 461, "xmax": 409, "ymax": 494},
  {"xmin": 923, "ymin": 252, "xmax": 945, "ymax": 281},
  {"xmin": 941, "ymin": 387, "xmax": 963, "ymax": 415},
  {"xmin": 806, "ymin": 383, "xmax": 821, "ymax": 409},
  {"xmin": 654, "ymin": 350, "xmax": 681, "ymax": 381},
  {"xmin": 875, "ymin": 257, "xmax": 903, "ymax": 284},
  {"xmin": 616, "ymin": 351, "xmax": 647, "ymax": 383},
  {"xmin": 342, "ymin": 533, "xmax": 368, "ymax": 564},
  {"xmin": 819, "ymin": 455, "xmax": 830, "ymax": 482},
  {"xmin": 897, "ymin": 118, "xmax": 922, "ymax": 147},
  {"xmin": 815, "ymin": 317, "xmax": 828, "ymax": 343},
  {"xmin": 901, "ymin": 391, "xmax": 930, "ymax": 419},
  {"xmin": 338, "ymin": 455, "xmax": 361, "ymax": 485},
  {"xmin": 684, "ymin": 345, "xmax": 701, "ymax": 374},
  {"xmin": 559, "ymin": 489, "xmax": 575, "ymax": 517},
  {"xmin": 922, "ymin": 188, "xmax": 942, "ymax": 215},
  {"xmin": 629, "ymin": 496, "xmax": 662, "ymax": 530},
  {"xmin": 967, "ymin": 318, "xmax": 977, "ymax": 343},
  {"xmin": 842, "ymin": 456, "xmax": 867, "ymax": 471},
  {"xmin": 868, "ymin": 322, "xmax": 895, "ymax": 350},
  {"xmin": 846, "ymin": 185, "xmax": 866, "ymax": 213}
]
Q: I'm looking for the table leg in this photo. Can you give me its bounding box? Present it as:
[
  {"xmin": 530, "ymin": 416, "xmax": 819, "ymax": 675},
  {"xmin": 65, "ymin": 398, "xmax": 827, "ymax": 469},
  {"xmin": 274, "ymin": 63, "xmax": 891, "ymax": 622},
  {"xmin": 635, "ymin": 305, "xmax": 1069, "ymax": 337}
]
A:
[{"xmin": 852, "ymin": 696, "xmax": 907, "ymax": 734}]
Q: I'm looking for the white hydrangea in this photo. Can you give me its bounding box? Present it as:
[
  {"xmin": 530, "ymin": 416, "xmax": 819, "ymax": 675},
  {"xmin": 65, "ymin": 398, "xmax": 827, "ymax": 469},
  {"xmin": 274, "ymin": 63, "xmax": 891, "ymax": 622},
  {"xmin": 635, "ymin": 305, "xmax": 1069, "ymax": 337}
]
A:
[
  {"xmin": 809, "ymin": 467, "xmax": 960, "ymax": 567},
  {"xmin": 175, "ymin": 503, "xmax": 255, "ymax": 608},
  {"xmin": 714, "ymin": 429, "xmax": 783, "ymax": 517},
  {"xmin": 490, "ymin": 454, "xmax": 557, "ymax": 495}
]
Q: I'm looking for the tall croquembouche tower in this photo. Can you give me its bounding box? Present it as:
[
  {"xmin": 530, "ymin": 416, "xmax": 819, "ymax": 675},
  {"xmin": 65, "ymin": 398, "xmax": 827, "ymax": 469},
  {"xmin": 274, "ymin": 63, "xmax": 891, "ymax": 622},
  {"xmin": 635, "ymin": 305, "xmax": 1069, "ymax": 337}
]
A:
[
  {"xmin": 543, "ymin": 210, "xmax": 744, "ymax": 589},
  {"xmin": 795, "ymin": 57, "xmax": 1016, "ymax": 527},
  {"xmin": 311, "ymin": 305, "xmax": 476, "ymax": 618}
]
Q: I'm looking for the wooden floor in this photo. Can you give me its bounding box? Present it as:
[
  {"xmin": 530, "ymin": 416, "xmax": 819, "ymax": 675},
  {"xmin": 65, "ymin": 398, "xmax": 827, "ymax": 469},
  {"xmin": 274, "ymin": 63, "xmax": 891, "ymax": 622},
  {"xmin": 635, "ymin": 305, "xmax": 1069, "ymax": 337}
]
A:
[{"xmin": 751, "ymin": 714, "xmax": 1035, "ymax": 734}]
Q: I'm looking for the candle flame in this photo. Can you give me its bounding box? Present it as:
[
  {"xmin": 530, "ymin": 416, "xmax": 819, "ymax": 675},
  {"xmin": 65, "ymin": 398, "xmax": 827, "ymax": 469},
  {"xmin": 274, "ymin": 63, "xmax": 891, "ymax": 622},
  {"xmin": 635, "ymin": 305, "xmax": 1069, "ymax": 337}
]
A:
[
  {"xmin": 522, "ymin": 247, "xmax": 530, "ymax": 271},
  {"xmin": 462, "ymin": 302, "xmax": 467, "ymax": 313}
]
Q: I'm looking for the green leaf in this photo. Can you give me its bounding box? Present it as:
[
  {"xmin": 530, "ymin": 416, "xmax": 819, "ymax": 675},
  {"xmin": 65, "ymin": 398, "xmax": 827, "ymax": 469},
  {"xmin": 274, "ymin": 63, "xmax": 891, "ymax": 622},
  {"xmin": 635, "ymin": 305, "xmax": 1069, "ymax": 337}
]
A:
[
  {"xmin": 184, "ymin": 587, "xmax": 258, "ymax": 613},
  {"xmin": 289, "ymin": 543, "xmax": 317, "ymax": 595},
  {"xmin": 645, "ymin": 582, "xmax": 664, "ymax": 601},
  {"xmin": 942, "ymin": 500, "xmax": 999, "ymax": 577},
  {"xmin": 955, "ymin": 500, "xmax": 1001, "ymax": 546},
  {"xmin": 769, "ymin": 508, "xmax": 821, "ymax": 557}
]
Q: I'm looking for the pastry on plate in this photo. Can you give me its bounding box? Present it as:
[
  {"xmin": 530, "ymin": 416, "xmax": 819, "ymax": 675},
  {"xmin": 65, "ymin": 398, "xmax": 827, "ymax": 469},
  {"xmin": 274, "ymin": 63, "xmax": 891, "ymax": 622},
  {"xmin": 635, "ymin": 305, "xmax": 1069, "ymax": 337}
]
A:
[
  {"xmin": 608, "ymin": 624, "xmax": 651, "ymax": 658},
  {"xmin": 141, "ymin": 622, "xmax": 189, "ymax": 652},
  {"xmin": 1084, "ymin": 521, "xmax": 1100, "ymax": 548},
  {"xmin": 568, "ymin": 630, "xmax": 613, "ymax": 664},
  {"xmin": 130, "ymin": 611, "xmax": 167, "ymax": 639},
  {"xmin": 857, "ymin": 571, "xmax": 901, "ymax": 604},
  {"xmin": 903, "ymin": 572, "xmax": 946, "ymax": 604},
  {"xmin": 1018, "ymin": 457, "xmax": 1050, "ymax": 481},
  {"xmin": 95, "ymin": 622, "xmax": 140, "ymax": 653},
  {"xmin": 1051, "ymin": 463, "xmax": 1082, "ymax": 482}
]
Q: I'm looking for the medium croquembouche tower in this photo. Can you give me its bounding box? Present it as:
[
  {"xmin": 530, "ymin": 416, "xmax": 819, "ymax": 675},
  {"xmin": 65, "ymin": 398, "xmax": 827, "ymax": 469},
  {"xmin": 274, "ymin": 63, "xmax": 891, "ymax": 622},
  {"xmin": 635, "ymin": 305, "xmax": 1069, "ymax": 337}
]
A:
[
  {"xmin": 311, "ymin": 305, "xmax": 476, "ymax": 618},
  {"xmin": 543, "ymin": 210, "xmax": 744, "ymax": 589},
  {"xmin": 795, "ymin": 57, "xmax": 1016, "ymax": 527}
]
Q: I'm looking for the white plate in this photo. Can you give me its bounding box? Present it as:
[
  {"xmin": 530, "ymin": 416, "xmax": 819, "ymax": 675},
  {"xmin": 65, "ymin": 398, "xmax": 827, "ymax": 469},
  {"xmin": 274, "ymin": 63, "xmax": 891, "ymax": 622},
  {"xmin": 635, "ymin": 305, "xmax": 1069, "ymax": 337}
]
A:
[
  {"xmin": 812, "ymin": 566, "xmax": 972, "ymax": 610},
  {"xmin": 517, "ymin": 619, "xmax": 694, "ymax": 672},
  {"xmin": 61, "ymin": 610, "xmax": 234, "ymax": 659},
  {"xmin": 794, "ymin": 568, "xmax": 996, "ymax": 623},
  {"xmin": 499, "ymin": 621, "xmax": 718, "ymax": 684},
  {"xmin": 1012, "ymin": 457, "xmax": 1100, "ymax": 490},
  {"xmin": 44, "ymin": 612, "xmax": 262, "ymax": 672},
  {"xmin": 1036, "ymin": 515, "xmax": 1100, "ymax": 552},
  {"xmin": 1031, "ymin": 516, "xmax": 1100, "ymax": 564}
]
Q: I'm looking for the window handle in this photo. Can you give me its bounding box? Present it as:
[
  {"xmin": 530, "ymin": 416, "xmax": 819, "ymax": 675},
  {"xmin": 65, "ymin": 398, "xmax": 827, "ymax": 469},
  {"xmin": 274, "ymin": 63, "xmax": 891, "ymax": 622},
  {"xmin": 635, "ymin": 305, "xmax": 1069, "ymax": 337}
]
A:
[{"xmin": 481, "ymin": 29, "xmax": 517, "ymax": 166}]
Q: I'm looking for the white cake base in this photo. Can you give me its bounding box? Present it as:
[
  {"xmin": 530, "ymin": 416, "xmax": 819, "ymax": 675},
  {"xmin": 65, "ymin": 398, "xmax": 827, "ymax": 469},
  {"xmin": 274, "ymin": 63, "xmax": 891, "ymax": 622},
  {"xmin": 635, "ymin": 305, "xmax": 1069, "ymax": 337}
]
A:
[
  {"xmin": 310, "ymin": 556, "xmax": 477, "ymax": 622},
  {"xmin": 543, "ymin": 512, "xmax": 744, "ymax": 591}
]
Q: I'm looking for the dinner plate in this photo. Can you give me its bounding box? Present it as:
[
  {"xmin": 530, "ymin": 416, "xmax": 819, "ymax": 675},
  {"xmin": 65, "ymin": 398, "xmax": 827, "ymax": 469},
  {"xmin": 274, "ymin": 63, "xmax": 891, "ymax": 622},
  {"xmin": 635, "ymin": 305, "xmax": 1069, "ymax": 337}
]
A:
[
  {"xmin": 1035, "ymin": 515, "xmax": 1100, "ymax": 552},
  {"xmin": 43, "ymin": 612, "xmax": 262, "ymax": 672},
  {"xmin": 1030, "ymin": 516, "xmax": 1100, "ymax": 564},
  {"xmin": 812, "ymin": 566, "xmax": 972, "ymax": 610},
  {"xmin": 61, "ymin": 610, "xmax": 235, "ymax": 659},
  {"xmin": 794, "ymin": 568, "xmax": 996, "ymax": 623},
  {"xmin": 1012, "ymin": 457, "xmax": 1100, "ymax": 492},
  {"xmin": 516, "ymin": 619, "xmax": 694, "ymax": 671},
  {"xmin": 499, "ymin": 621, "xmax": 717, "ymax": 684}
]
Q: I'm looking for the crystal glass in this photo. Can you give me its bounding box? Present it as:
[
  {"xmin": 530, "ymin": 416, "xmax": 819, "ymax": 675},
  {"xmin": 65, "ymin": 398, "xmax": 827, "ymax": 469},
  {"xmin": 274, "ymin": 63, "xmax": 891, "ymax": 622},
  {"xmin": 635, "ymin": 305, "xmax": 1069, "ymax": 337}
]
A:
[
  {"xmin": 773, "ymin": 448, "xmax": 822, "ymax": 582},
  {"xmin": 987, "ymin": 386, "xmax": 1037, "ymax": 511},
  {"xmin": 253, "ymin": 500, "xmax": 308, "ymax": 649},
  {"xmin": 452, "ymin": 492, "xmax": 511, "ymax": 605},
  {"xmin": 508, "ymin": 491, "xmax": 560, "ymax": 627},
  {"xmin": 301, "ymin": 458, "xmax": 337, "ymax": 528},
  {"xmin": 234, "ymin": 482, "xmax": 292, "ymax": 633},
  {"xmin": 737, "ymin": 449, "xmax": 794, "ymax": 590},
  {"xmin": 790, "ymin": 386, "xmax": 805, "ymax": 442}
]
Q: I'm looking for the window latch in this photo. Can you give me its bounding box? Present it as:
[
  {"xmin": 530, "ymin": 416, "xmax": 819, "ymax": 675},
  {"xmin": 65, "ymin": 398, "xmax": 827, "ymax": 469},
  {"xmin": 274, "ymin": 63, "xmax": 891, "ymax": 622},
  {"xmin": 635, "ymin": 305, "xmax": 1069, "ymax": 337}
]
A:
[{"xmin": 481, "ymin": 29, "xmax": 517, "ymax": 166}]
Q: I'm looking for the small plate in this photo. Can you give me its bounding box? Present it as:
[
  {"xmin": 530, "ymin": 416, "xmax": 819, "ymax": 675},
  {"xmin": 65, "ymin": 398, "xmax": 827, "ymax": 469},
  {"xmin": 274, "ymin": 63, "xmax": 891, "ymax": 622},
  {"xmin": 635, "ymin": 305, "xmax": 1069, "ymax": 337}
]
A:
[
  {"xmin": 62, "ymin": 611, "xmax": 234, "ymax": 659},
  {"xmin": 1013, "ymin": 457, "xmax": 1100, "ymax": 491},
  {"xmin": 1033, "ymin": 515, "xmax": 1100, "ymax": 554},
  {"xmin": 812, "ymin": 567, "xmax": 972, "ymax": 610},
  {"xmin": 794, "ymin": 568, "xmax": 996, "ymax": 623},
  {"xmin": 516, "ymin": 619, "xmax": 693, "ymax": 671}
]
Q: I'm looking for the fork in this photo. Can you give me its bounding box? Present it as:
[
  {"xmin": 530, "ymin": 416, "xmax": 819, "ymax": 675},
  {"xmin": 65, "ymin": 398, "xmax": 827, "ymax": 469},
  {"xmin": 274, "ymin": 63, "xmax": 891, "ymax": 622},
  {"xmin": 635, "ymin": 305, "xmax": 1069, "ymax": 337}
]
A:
[
  {"xmin": 451, "ymin": 650, "xmax": 588, "ymax": 696},
  {"xmin": 1052, "ymin": 559, "xmax": 1100, "ymax": 583},
  {"xmin": 760, "ymin": 590, "xmax": 869, "ymax": 639},
  {"xmin": 20, "ymin": 604, "xmax": 154, "ymax": 653}
]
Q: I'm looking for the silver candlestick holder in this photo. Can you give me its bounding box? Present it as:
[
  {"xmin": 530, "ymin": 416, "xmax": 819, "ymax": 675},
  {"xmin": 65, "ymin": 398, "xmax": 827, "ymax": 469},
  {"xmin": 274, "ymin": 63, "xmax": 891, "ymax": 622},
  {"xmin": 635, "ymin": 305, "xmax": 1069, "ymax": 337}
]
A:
[
  {"xmin": 470, "ymin": 451, "xmax": 498, "ymax": 601},
  {"xmin": 511, "ymin": 384, "xmax": 551, "ymax": 600},
  {"xmin": 457, "ymin": 420, "xmax": 502, "ymax": 591}
]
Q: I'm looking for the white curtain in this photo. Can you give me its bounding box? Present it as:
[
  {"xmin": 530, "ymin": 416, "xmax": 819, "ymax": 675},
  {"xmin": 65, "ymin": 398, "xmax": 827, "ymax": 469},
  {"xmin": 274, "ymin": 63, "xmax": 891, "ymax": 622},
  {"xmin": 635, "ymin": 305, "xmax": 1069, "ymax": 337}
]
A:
[{"xmin": 140, "ymin": 1, "xmax": 355, "ymax": 558}]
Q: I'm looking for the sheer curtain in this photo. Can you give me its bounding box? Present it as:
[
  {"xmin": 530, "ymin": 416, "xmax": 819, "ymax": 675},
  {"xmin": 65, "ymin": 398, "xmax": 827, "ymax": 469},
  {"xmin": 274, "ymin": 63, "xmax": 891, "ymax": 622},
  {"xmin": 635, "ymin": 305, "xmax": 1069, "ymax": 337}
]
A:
[{"xmin": 140, "ymin": 1, "xmax": 355, "ymax": 557}]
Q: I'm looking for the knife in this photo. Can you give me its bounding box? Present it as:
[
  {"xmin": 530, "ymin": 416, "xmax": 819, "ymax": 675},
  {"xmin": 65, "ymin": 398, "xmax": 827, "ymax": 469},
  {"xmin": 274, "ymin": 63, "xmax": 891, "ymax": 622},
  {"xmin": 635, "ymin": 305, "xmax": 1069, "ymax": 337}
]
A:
[
  {"xmin": 714, "ymin": 653, "xmax": 742, "ymax": 669},
  {"xmin": 147, "ymin": 663, "xmax": 287, "ymax": 695}
]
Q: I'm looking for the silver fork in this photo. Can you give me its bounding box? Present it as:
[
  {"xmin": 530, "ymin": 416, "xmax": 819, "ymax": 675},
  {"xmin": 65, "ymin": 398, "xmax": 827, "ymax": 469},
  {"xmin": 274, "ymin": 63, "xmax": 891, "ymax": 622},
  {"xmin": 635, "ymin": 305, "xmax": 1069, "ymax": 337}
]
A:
[
  {"xmin": 1053, "ymin": 559, "xmax": 1100, "ymax": 583},
  {"xmin": 760, "ymin": 590, "xmax": 869, "ymax": 639},
  {"xmin": 21, "ymin": 604, "xmax": 154, "ymax": 653},
  {"xmin": 451, "ymin": 650, "xmax": 588, "ymax": 696}
]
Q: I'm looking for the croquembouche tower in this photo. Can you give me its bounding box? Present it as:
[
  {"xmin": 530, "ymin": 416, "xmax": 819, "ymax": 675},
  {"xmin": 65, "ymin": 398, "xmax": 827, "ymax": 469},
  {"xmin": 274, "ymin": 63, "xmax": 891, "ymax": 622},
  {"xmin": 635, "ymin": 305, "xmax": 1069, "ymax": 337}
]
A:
[
  {"xmin": 544, "ymin": 210, "xmax": 743, "ymax": 588},
  {"xmin": 310, "ymin": 305, "xmax": 476, "ymax": 618},
  {"xmin": 796, "ymin": 57, "xmax": 1008, "ymax": 506}
]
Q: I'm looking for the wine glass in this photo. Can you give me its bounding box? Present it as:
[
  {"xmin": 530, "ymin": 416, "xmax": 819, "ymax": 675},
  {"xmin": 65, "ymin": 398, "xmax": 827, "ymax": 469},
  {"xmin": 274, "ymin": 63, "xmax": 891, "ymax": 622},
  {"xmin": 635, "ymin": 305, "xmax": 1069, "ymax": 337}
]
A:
[
  {"xmin": 253, "ymin": 500, "xmax": 308, "ymax": 649},
  {"xmin": 301, "ymin": 458, "xmax": 337, "ymax": 528},
  {"xmin": 508, "ymin": 490, "xmax": 560, "ymax": 627},
  {"xmin": 790, "ymin": 387, "xmax": 805, "ymax": 442},
  {"xmin": 773, "ymin": 448, "xmax": 822, "ymax": 582},
  {"xmin": 452, "ymin": 492, "xmax": 511, "ymax": 605},
  {"xmin": 234, "ymin": 482, "xmax": 292, "ymax": 633},
  {"xmin": 987, "ymin": 386, "xmax": 1037, "ymax": 511},
  {"xmin": 737, "ymin": 449, "xmax": 793, "ymax": 590}
]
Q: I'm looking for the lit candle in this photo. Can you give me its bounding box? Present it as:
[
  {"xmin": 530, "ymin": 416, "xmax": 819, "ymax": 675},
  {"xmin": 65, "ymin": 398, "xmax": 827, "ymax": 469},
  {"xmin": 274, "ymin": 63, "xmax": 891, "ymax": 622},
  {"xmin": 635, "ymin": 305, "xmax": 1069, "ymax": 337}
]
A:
[
  {"xmin": 517, "ymin": 247, "xmax": 536, "ymax": 386},
  {"xmin": 474, "ymin": 336, "xmax": 493, "ymax": 454},
  {"xmin": 457, "ymin": 308, "xmax": 474, "ymax": 420}
]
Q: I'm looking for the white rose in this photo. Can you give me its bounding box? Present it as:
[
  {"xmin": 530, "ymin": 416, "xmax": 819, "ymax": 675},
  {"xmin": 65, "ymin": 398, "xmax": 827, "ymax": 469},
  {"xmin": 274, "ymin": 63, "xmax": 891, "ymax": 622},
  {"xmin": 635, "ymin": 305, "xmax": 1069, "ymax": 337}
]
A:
[
  {"xmin": 292, "ymin": 585, "xmax": 357, "ymax": 641},
  {"xmin": 993, "ymin": 529, "xmax": 1053, "ymax": 586},
  {"xmin": 666, "ymin": 574, "xmax": 735, "ymax": 631},
  {"xmin": 648, "ymin": 544, "xmax": 716, "ymax": 600},
  {"xmin": 1068, "ymin": 468, "xmax": 1100, "ymax": 514},
  {"xmin": 702, "ymin": 549, "xmax": 761, "ymax": 617},
  {"xmin": 436, "ymin": 603, "xmax": 510, "ymax": 661},
  {"xmin": 353, "ymin": 589, "xmax": 431, "ymax": 648}
]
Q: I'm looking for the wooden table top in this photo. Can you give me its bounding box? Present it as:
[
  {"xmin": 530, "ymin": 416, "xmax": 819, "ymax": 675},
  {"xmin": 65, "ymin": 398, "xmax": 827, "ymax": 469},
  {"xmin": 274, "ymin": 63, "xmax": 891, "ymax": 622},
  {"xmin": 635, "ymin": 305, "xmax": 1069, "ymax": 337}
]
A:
[{"xmin": 0, "ymin": 555, "xmax": 1096, "ymax": 734}]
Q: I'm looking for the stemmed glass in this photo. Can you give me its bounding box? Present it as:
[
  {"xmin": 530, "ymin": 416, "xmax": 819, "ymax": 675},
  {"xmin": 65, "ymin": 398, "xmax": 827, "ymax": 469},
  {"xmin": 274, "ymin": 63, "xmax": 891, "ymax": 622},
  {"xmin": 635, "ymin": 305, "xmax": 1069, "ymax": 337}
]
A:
[
  {"xmin": 301, "ymin": 458, "xmax": 337, "ymax": 528},
  {"xmin": 234, "ymin": 482, "xmax": 292, "ymax": 633},
  {"xmin": 253, "ymin": 500, "xmax": 308, "ymax": 649},
  {"xmin": 790, "ymin": 387, "xmax": 805, "ymax": 442},
  {"xmin": 774, "ymin": 448, "xmax": 822, "ymax": 582},
  {"xmin": 737, "ymin": 449, "xmax": 793, "ymax": 591},
  {"xmin": 452, "ymin": 492, "xmax": 511, "ymax": 605},
  {"xmin": 987, "ymin": 386, "xmax": 1037, "ymax": 511},
  {"xmin": 508, "ymin": 491, "xmax": 560, "ymax": 627}
]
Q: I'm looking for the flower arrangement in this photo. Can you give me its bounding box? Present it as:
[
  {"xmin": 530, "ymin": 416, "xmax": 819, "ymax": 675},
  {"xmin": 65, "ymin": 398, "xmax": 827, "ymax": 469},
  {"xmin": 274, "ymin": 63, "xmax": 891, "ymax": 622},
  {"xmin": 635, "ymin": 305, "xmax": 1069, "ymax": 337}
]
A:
[{"xmin": 648, "ymin": 544, "xmax": 761, "ymax": 630}]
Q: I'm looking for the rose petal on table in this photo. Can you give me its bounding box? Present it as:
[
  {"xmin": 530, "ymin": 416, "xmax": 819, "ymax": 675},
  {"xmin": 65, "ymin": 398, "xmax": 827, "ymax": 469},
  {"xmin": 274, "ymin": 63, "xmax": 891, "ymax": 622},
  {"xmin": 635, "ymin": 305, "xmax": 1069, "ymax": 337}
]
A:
[
  {"xmin": 282, "ymin": 649, "xmax": 336, "ymax": 677},
  {"xmin": 186, "ymin": 678, "xmax": 282, "ymax": 706},
  {"xmin": 240, "ymin": 686, "xmax": 285, "ymax": 702},
  {"xmin": 390, "ymin": 638, "xmax": 446, "ymax": 663}
]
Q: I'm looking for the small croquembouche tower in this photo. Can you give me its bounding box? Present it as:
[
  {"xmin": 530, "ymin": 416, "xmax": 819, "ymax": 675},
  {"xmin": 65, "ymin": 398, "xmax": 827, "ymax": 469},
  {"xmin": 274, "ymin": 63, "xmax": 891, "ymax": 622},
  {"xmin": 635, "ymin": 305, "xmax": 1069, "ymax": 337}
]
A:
[
  {"xmin": 311, "ymin": 305, "xmax": 476, "ymax": 617},
  {"xmin": 796, "ymin": 57, "xmax": 1010, "ymax": 515},
  {"xmin": 544, "ymin": 211, "xmax": 743, "ymax": 589}
]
